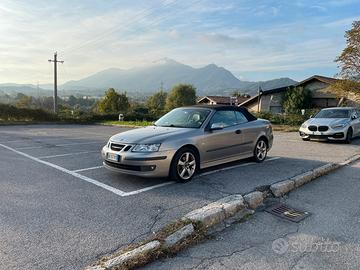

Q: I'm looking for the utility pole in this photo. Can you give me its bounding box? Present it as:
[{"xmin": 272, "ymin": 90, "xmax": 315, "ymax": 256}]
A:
[{"xmin": 48, "ymin": 52, "xmax": 64, "ymax": 113}]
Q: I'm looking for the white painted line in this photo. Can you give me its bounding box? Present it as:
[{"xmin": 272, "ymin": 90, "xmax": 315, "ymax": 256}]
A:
[
  {"xmin": 0, "ymin": 143, "xmax": 175, "ymax": 197},
  {"xmin": 55, "ymin": 141, "xmax": 103, "ymax": 147},
  {"xmin": 0, "ymin": 143, "xmax": 127, "ymax": 197},
  {"xmin": 72, "ymin": 165, "xmax": 104, "ymax": 173},
  {"xmin": 16, "ymin": 146, "xmax": 44, "ymax": 150},
  {"xmin": 122, "ymin": 181, "xmax": 176, "ymax": 196},
  {"xmin": 17, "ymin": 141, "xmax": 102, "ymax": 150},
  {"xmin": 38, "ymin": 151, "xmax": 99, "ymax": 159},
  {"xmin": 198, "ymin": 156, "xmax": 281, "ymax": 177}
]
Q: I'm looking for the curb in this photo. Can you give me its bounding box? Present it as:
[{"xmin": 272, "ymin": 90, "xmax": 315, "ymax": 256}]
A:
[{"xmin": 85, "ymin": 154, "xmax": 360, "ymax": 270}]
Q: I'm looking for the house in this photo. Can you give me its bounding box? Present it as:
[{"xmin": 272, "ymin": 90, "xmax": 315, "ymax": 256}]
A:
[
  {"xmin": 198, "ymin": 95, "xmax": 250, "ymax": 106},
  {"xmin": 240, "ymin": 75, "xmax": 340, "ymax": 113}
]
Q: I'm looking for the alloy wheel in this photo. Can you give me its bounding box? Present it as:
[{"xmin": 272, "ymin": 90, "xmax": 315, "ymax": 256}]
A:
[
  {"xmin": 256, "ymin": 140, "xmax": 267, "ymax": 161},
  {"xmin": 177, "ymin": 152, "xmax": 196, "ymax": 180}
]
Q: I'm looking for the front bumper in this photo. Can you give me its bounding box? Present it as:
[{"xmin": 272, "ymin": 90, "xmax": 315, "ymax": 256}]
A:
[
  {"xmin": 299, "ymin": 126, "xmax": 347, "ymax": 141},
  {"xmin": 101, "ymin": 145, "xmax": 176, "ymax": 177}
]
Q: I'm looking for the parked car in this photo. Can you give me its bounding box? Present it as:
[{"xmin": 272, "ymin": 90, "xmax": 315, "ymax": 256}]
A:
[
  {"xmin": 101, "ymin": 105, "xmax": 273, "ymax": 182},
  {"xmin": 299, "ymin": 107, "xmax": 360, "ymax": 143}
]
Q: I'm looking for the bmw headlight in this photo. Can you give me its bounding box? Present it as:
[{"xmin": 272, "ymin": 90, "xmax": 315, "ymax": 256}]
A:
[
  {"xmin": 331, "ymin": 123, "xmax": 347, "ymax": 129},
  {"xmin": 301, "ymin": 123, "xmax": 307, "ymax": 128},
  {"xmin": 132, "ymin": 144, "xmax": 161, "ymax": 152}
]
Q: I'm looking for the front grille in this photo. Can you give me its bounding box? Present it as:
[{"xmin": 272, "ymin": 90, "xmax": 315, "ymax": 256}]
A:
[
  {"xmin": 308, "ymin": 125, "xmax": 317, "ymax": 131},
  {"xmin": 318, "ymin": 126, "xmax": 329, "ymax": 132},
  {"xmin": 110, "ymin": 143, "xmax": 125, "ymax": 151}
]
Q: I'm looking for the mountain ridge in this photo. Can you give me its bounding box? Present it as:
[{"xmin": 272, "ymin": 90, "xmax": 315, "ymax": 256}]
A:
[{"xmin": 0, "ymin": 59, "xmax": 297, "ymax": 96}]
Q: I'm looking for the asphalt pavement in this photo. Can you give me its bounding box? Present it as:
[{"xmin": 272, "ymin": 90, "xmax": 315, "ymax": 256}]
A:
[
  {"xmin": 144, "ymin": 160, "xmax": 360, "ymax": 270},
  {"xmin": 0, "ymin": 124, "xmax": 359, "ymax": 270}
]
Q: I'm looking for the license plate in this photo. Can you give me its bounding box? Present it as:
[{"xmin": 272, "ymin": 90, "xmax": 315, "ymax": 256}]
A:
[{"xmin": 107, "ymin": 152, "xmax": 120, "ymax": 162}]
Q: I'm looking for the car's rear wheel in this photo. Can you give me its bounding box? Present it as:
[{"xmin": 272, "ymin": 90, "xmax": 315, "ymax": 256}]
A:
[
  {"xmin": 253, "ymin": 138, "xmax": 268, "ymax": 163},
  {"xmin": 345, "ymin": 128, "xmax": 353, "ymax": 144},
  {"xmin": 170, "ymin": 147, "xmax": 198, "ymax": 182}
]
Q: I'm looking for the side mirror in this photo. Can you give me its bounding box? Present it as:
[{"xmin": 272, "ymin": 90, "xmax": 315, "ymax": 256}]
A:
[
  {"xmin": 309, "ymin": 115, "xmax": 313, "ymax": 118},
  {"xmin": 351, "ymin": 115, "xmax": 357, "ymax": 120},
  {"xmin": 210, "ymin": 123, "xmax": 224, "ymax": 131}
]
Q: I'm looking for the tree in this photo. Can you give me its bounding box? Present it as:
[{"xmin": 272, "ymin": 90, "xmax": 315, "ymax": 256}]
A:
[
  {"xmin": 146, "ymin": 90, "xmax": 167, "ymax": 116},
  {"xmin": 165, "ymin": 84, "xmax": 196, "ymax": 110},
  {"xmin": 16, "ymin": 94, "xmax": 33, "ymax": 109},
  {"xmin": 335, "ymin": 20, "xmax": 360, "ymax": 81},
  {"xmin": 282, "ymin": 86, "xmax": 312, "ymax": 114},
  {"xmin": 333, "ymin": 20, "xmax": 360, "ymax": 101},
  {"xmin": 231, "ymin": 90, "xmax": 242, "ymax": 97},
  {"xmin": 96, "ymin": 88, "xmax": 130, "ymax": 114}
]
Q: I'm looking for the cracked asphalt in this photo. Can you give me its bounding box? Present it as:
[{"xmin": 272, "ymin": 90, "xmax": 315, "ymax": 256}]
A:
[
  {"xmin": 144, "ymin": 160, "xmax": 360, "ymax": 270},
  {"xmin": 0, "ymin": 124, "xmax": 359, "ymax": 270}
]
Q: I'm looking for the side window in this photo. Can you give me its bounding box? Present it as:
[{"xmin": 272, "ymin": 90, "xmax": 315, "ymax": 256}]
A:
[
  {"xmin": 209, "ymin": 110, "xmax": 237, "ymax": 128},
  {"xmin": 235, "ymin": 111, "xmax": 248, "ymax": 124}
]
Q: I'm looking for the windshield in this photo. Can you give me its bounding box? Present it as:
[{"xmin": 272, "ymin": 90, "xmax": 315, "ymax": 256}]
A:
[
  {"xmin": 314, "ymin": 109, "xmax": 350, "ymax": 119},
  {"xmin": 155, "ymin": 108, "xmax": 211, "ymax": 128}
]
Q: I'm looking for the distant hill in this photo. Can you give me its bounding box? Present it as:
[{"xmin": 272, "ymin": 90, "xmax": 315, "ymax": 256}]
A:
[
  {"xmin": 0, "ymin": 83, "xmax": 52, "ymax": 96},
  {"xmin": 0, "ymin": 59, "xmax": 297, "ymax": 97},
  {"xmin": 61, "ymin": 58, "xmax": 297, "ymax": 96}
]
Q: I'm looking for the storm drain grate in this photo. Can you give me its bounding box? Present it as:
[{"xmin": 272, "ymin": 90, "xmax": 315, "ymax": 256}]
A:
[{"xmin": 265, "ymin": 203, "xmax": 310, "ymax": 223}]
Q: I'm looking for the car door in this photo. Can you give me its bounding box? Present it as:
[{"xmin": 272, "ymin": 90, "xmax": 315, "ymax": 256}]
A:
[
  {"xmin": 202, "ymin": 110, "xmax": 245, "ymax": 163},
  {"xmin": 234, "ymin": 110, "xmax": 257, "ymax": 155}
]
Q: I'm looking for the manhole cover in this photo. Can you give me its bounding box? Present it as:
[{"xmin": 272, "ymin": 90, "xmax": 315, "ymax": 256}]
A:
[{"xmin": 265, "ymin": 203, "xmax": 310, "ymax": 223}]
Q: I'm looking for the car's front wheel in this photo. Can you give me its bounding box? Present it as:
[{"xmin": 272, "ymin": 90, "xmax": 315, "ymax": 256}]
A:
[
  {"xmin": 345, "ymin": 128, "xmax": 353, "ymax": 144},
  {"xmin": 170, "ymin": 147, "xmax": 198, "ymax": 183},
  {"xmin": 253, "ymin": 138, "xmax": 268, "ymax": 162}
]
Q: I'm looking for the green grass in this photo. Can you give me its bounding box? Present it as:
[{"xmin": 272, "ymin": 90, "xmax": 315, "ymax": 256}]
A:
[{"xmin": 100, "ymin": 120, "xmax": 153, "ymax": 127}]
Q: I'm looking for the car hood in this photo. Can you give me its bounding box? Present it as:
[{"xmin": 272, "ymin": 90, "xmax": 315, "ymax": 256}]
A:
[
  {"xmin": 110, "ymin": 126, "xmax": 197, "ymax": 144},
  {"xmin": 305, "ymin": 118, "xmax": 350, "ymax": 126}
]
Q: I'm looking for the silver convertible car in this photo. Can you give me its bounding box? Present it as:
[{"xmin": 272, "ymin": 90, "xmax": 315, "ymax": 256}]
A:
[
  {"xmin": 101, "ymin": 105, "xmax": 273, "ymax": 182},
  {"xmin": 299, "ymin": 107, "xmax": 360, "ymax": 143}
]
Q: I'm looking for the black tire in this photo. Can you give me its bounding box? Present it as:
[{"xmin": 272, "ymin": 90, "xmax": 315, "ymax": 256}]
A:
[
  {"xmin": 345, "ymin": 128, "xmax": 353, "ymax": 144},
  {"xmin": 253, "ymin": 138, "xmax": 268, "ymax": 163},
  {"xmin": 169, "ymin": 147, "xmax": 198, "ymax": 183},
  {"xmin": 302, "ymin": 137, "xmax": 310, "ymax": 141}
]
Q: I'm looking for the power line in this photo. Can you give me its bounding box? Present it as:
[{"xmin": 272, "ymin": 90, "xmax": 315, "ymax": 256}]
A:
[
  {"xmin": 61, "ymin": 0, "xmax": 179, "ymax": 55},
  {"xmin": 48, "ymin": 52, "xmax": 64, "ymax": 113}
]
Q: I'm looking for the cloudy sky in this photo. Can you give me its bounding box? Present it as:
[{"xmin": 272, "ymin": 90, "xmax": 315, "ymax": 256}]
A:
[{"xmin": 0, "ymin": 0, "xmax": 359, "ymax": 84}]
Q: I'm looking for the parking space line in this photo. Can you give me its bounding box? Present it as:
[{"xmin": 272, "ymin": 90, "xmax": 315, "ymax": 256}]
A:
[
  {"xmin": 197, "ymin": 156, "xmax": 281, "ymax": 177},
  {"xmin": 38, "ymin": 151, "xmax": 99, "ymax": 159},
  {"xmin": 72, "ymin": 165, "xmax": 104, "ymax": 173},
  {"xmin": 122, "ymin": 181, "xmax": 176, "ymax": 196},
  {"xmin": 0, "ymin": 143, "xmax": 127, "ymax": 197},
  {"xmin": 17, "ymin": 141, "xmax": 103, "ymax": 150}
]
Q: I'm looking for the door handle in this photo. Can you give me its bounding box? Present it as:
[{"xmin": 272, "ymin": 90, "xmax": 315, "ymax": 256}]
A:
[{"xmin": 235, "ymin": 129, "xmax": 242, "ymax": 134}]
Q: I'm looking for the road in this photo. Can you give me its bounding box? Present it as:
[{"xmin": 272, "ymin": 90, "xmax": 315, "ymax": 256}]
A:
[
  {"xmin": 0, "ymin": 124, "xmax": 359, "ymax": 269},
  {"xmin": 144, "ymin": 160, "xmax": 360, "ymax": 270}
]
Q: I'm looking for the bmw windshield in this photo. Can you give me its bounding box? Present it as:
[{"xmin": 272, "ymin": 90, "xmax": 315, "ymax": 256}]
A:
[
  {"xmin": 155, "ymin": 108, "xmax": 211, "ymax": 128},
  {"xmin": 314, "ymin": 109, "xmax": 350, "ymax": 119}
]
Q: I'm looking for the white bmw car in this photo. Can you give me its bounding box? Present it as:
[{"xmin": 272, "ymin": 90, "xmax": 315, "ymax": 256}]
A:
[{"xmin": 299, "ymin": 107, "xmax": 360, "ymax": 143}]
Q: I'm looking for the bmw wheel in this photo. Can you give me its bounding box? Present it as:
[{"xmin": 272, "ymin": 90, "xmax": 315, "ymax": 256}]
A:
[
  {"xmin": 253, "ymin": 138, "xmax": 268, "ymax": 162},
  {"xmin": 345, "ymin": 128, "xmax": 353, "ymax": 144},
  {"xmin": 170, "ymin": 147, "xmax": 198, "ymax": 182}
]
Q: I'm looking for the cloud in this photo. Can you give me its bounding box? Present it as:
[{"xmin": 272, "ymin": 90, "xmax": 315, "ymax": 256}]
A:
[{"xmin": 323, "ymin": 16, "xmax": 360, "ymax": 27}]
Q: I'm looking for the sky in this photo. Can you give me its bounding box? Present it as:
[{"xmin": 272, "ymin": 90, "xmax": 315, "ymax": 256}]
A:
[{"xmin": 0, "ymin": 0, "xmax": 359, "ymax": 85}]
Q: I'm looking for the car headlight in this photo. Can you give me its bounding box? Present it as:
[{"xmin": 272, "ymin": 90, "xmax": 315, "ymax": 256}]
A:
[
  {"xmin": 301, "ymin": 123, "xmax": 307, "ymax": 128},
  {"xmin": 132, "ymin": 144, "xmax": 161, "ymax": 152},
  {"xmin": 331, "ymin": 123, "xmax": 347, "ymax": 129}
]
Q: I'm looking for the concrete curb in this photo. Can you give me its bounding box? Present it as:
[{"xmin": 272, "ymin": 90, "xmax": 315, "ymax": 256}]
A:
[{"xmin": 85, "ymin": 154, "xmax": 360, "ymax": 270}]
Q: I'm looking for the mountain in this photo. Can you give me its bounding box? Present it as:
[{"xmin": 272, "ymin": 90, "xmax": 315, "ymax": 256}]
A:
[
  {"xmin": 0, "ymin": 83, "xmax": 52, "ymax": 96},
  {"xmin": 61, "ymin": 58, "xmax": 297, "ymax": 96}
]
